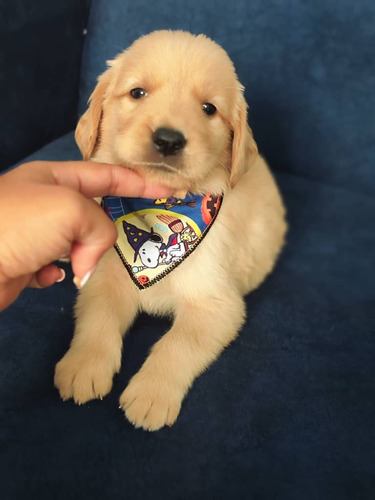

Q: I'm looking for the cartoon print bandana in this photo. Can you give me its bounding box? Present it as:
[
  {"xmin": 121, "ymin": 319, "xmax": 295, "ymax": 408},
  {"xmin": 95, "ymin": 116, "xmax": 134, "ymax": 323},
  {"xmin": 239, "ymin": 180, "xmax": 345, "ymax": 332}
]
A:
[{"xmin": 102, "ymin": 193, "xmax": 222, "ymax": 289}]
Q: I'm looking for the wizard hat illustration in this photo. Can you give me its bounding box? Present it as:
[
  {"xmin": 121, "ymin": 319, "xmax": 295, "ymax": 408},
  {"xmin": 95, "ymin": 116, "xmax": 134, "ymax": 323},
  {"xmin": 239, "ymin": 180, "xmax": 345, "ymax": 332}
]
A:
[{"xmin": 122, "ymin": 221, "xmax": 163, "ymax": 262}]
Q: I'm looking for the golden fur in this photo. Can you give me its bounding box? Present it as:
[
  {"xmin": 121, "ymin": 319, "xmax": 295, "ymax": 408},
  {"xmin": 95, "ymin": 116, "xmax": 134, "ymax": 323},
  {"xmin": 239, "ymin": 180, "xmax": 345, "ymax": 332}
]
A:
[{"xmin": 54, "ymin": 30, "xmax": 287, "ymax": 431}]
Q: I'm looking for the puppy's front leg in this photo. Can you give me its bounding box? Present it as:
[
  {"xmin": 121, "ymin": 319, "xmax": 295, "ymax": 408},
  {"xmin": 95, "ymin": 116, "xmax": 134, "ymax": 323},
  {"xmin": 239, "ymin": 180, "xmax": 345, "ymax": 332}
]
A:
[
  {"xmin": 55, "ymin": 251, "xmax": 138, "ymax": 404},
  {"xmin": 120, "ymin": 293, "xmax": 246, "ymax": 431}
]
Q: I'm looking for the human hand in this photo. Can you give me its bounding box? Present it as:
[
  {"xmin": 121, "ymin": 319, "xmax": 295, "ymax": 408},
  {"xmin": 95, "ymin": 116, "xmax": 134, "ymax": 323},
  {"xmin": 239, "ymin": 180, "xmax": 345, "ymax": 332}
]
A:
[{"xmin": 0, "ymin": 161, "xmax": 172, "ymax": 310}]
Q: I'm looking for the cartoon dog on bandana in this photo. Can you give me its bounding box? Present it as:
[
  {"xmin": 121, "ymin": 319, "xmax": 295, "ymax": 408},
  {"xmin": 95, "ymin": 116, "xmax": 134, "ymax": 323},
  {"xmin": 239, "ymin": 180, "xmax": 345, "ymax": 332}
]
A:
[
  {"xmin": 122, "ymin": 216, "xmax": 198, "ymax": 272},
  {"xmin": 122, "ymin": 221, "xmax": 164, "ymax": 270}
]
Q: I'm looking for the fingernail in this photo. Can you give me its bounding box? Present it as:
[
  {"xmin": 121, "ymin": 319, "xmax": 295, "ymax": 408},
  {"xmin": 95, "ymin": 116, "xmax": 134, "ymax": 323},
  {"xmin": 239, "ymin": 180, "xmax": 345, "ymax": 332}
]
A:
[
  {"xmin": 56, "ymin": 268, "xmax": 66, "ymax": 283},
  {"xmin": 73, "ymin": 267, "xmax": 96, "ymax": 290},
  {"xmin": 59, "ymin": 252, "xmax": 70, "ymax": 260}
]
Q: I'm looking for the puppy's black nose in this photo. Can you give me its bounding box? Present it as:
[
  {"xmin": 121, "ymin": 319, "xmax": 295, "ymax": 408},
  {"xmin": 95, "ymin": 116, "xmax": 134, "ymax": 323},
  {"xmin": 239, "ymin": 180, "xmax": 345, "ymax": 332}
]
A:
[{"xmin": 152, "ymin": 128, "xmax": 186, "ymax": 156}]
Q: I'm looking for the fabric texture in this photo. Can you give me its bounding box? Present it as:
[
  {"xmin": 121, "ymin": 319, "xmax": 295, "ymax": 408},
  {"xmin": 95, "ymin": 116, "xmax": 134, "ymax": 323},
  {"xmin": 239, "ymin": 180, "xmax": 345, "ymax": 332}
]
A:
[
  {"xmin": 1, "ymin": 0, "xmax": 375, "ymax": 498},
  {"xmin": 102, "ymin": 194, "xmax": 222, "ymax": 289}
]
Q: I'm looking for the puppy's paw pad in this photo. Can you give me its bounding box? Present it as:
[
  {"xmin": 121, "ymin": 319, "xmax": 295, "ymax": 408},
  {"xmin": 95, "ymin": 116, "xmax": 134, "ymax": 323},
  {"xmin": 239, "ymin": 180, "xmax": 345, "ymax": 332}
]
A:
[
  {"xmin": 54, "ymin": 348, "xmax": 119, "ymax": 405},
  {"xmin": 119, "ymin": 374, "xmax": 182, "ymax": 431}
]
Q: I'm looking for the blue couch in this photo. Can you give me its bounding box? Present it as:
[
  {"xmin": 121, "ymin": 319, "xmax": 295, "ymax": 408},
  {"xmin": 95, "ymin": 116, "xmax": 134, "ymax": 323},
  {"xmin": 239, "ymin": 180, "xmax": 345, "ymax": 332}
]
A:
[{"xmin": 1, "ymin": 0, "xmax": 374, "ymax": 498}]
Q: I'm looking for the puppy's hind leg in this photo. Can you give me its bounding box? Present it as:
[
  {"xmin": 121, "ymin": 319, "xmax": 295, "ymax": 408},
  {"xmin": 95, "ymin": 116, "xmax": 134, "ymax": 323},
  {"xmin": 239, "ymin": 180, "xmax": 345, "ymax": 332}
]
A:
[
  {"xmin": 120, "ymin": 291, "xmax": 246, "ymax": 431},
  {"xmin": 55, "ymin": 251, "xmax": 138, "ymax": 404}
]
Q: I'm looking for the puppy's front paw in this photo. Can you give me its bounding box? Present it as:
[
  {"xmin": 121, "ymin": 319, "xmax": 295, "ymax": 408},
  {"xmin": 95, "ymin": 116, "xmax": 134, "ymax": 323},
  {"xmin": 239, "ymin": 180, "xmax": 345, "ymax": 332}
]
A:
[
  {"xmin": 54, "ymin": 347, "xmax": 120, "ymax": 405},
  {"xmin": 119, "ymin": 371, "xmax": 183, "ymax": 431}
]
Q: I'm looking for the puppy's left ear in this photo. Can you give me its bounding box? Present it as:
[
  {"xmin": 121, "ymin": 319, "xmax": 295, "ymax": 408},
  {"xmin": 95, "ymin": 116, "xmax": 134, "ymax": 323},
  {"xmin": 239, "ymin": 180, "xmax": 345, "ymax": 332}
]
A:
[{"xmin": 230, "ymin": 88, "xmax": 258, "ymax": 187}]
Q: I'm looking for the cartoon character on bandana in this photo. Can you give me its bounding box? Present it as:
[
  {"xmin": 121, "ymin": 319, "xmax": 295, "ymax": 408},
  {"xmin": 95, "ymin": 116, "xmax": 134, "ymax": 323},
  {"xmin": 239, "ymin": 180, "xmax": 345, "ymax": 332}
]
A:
[
  {"xmin": 122, "ymin": 217, "xmax": 198, "ymax": 271},
  {"xmin": 157, "ymin": 215, "xmax": 198, "ymax": 264},
  {"xmin": 122, "ymin": 222, "xmax": 163, "ymax": 271}
]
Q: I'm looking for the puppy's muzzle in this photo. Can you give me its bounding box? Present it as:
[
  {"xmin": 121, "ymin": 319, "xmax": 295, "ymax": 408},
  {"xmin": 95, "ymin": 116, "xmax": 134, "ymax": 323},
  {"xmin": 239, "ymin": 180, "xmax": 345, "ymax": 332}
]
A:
[{"xmin": 152, "ymin": 127, "xmax": 186, "ymax": 157}]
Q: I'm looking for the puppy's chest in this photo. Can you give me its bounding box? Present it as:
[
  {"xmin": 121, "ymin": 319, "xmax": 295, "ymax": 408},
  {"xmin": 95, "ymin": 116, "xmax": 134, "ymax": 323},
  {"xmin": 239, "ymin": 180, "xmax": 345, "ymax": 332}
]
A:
[{"xmin": 102, "ymin": 193, "xmax": 223, "ymax": 291}]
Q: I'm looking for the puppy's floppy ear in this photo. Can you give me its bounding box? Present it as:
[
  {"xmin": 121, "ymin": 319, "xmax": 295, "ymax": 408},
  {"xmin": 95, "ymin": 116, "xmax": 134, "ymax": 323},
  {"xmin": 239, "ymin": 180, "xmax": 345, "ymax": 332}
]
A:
[
  {"xmin": 75, "ymin": 68, "xmax": 113, "ymax": 160},
  {"xmin": 230, "ymin": 87, "xmax": 258, "ymax": 187}
]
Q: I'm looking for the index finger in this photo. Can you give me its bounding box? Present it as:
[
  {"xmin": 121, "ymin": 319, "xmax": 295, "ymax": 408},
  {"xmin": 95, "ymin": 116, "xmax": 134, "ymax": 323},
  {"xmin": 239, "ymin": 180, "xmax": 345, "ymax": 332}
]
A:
[{"xmin": 19, "ymin": 161, "xmax": 173, "ymax": 199}]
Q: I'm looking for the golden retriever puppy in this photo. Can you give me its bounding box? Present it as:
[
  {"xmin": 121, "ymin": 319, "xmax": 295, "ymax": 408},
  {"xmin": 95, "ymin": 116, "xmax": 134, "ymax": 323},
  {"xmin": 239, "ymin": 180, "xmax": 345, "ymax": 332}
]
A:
[{"xmin": 54, "ymin": 30, "xmax": 287, "ymax": 431}]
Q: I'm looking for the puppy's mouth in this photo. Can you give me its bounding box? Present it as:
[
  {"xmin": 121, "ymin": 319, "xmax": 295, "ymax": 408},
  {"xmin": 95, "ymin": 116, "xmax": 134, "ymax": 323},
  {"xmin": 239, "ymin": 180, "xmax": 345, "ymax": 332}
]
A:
[
  {"xmin": 133, "ymin": 160, "xmax": 179, "ymax": 174},
  {"xmin": 113, "ymin": 156, "xmax": 195, "ymax": 198},
  {"xmin": 120, "ymin": 157, "xmax": 194, "ymax": 183}
]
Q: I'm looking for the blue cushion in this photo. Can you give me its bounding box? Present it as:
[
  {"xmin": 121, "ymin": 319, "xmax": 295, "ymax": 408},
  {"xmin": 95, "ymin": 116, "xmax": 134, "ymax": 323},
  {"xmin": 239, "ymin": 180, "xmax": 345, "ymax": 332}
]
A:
[
  {"xmin": 79, "ymin": 0, "xmax": 375, "ymax": 196},
  {"xmin": 13, "ymin": 131, "xmax": 81, "ymax": 166},
  {"xmin": 1, "ymin": 132, "xmax": 374, "ymax": 498}
]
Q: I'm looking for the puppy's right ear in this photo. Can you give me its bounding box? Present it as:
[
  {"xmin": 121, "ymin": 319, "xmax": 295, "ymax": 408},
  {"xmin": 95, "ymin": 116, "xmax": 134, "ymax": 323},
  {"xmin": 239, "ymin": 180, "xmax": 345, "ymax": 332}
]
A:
[
  {"xmin": 230, "ymin": 86, "xmax": 258, "ymax": 187},
  {"xmin": 75, "ymin": 70, "xmax": 113, "ymax": 160}
]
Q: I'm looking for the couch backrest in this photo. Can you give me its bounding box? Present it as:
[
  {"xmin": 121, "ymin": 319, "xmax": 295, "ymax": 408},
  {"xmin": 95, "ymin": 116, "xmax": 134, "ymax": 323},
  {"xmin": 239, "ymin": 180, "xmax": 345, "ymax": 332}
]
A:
[
  {"xmin": 1, "ymin": 0, "xmax": 90, "ymax": 171},
  {"xmin": 79, "ymin": 0, "xmax": 375, "ymax": 195}
]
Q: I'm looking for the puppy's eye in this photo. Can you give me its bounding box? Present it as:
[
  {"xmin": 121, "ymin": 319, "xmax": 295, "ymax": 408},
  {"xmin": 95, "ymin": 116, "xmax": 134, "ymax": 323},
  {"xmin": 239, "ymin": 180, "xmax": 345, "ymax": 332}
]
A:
[
  {"xmin": 130, "ymin": 88, "xmax": 148, "ymax": 99},
  {"xmin": 202, "ymin": 103, "xmax": 217, "ymax": 116}
]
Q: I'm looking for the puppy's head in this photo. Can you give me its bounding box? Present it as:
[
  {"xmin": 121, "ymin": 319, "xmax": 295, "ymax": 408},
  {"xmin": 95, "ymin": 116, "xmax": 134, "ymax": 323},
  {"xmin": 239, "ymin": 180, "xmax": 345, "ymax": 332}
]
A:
[{"xmin": 76, "ymin": 30, "xmax": 257, "ymax": 194}]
